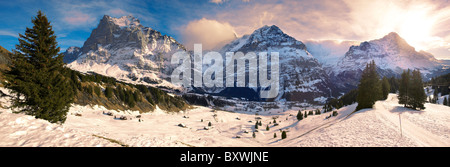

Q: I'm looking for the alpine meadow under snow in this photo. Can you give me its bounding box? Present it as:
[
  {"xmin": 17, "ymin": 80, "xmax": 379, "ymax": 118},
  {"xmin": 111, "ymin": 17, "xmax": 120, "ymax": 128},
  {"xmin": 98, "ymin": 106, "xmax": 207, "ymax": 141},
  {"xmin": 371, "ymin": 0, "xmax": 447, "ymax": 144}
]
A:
[{"xmin": 1, "ymin": 85, "xmax": 449, "ymax": 147}]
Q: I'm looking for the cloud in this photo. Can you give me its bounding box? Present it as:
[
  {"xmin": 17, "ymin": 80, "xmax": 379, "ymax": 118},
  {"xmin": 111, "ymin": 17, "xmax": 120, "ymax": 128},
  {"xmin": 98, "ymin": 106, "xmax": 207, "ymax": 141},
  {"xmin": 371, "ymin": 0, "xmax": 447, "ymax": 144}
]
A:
[
  {"xmin": 0, "ymin": 30, "xmax": 19, "ymax": 38},
  {"xmin": 210, "ymin": 0, "xmax": 251, "ymax": 4},
  {"xmin": 63, "ymin": 11, "xmax": 96, "ymax": 25},
  {"xmin": 215, "ymin": 0, "xmax": 353, "ymax": 41},
  {"xmin": 108, "ymin": 9, "xmax": 129, "ymax": 17},
  {"xmin": 182, "ymin": 18, "xmax": 238, "ymax": 50},
  {"xmin": 210, "ymin": 0, "xmax": 226, "ymax": 4}
]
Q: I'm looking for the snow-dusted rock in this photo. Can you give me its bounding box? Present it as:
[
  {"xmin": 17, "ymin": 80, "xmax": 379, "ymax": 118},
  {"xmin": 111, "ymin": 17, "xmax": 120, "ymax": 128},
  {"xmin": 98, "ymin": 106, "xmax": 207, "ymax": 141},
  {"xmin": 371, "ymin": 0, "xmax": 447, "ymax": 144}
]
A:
[{"xmin": 64, "ymin": 15, "xmax": 186, "ymax": 89}]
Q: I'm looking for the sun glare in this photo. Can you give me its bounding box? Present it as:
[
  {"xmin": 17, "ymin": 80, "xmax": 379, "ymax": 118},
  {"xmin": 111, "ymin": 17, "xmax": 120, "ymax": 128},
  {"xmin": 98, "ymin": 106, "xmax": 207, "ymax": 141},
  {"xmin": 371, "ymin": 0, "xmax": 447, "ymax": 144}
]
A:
[{"xmin": 396, "ymin": 5, "xmax": 436, "ymax": 51}]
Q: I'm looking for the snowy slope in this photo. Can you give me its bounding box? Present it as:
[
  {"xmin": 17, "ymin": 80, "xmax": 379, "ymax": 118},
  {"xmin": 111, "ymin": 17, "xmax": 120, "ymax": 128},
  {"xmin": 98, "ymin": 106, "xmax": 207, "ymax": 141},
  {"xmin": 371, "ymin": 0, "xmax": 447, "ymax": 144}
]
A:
[{"xmin": 1, "ymin": 86, "xmax": 448, "ymax": 147}]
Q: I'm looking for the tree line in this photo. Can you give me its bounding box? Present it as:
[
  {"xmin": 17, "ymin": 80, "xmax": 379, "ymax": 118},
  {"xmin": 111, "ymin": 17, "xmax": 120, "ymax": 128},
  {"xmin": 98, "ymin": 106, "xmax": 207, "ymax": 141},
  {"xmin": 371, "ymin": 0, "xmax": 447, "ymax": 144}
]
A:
[
  {"xmin": 324, "ymin": 60, "xmax": 427, "ymax": 112},
  {"xmin": 355, "ymin": 60, "xmax": 426, "ymax": 111}
]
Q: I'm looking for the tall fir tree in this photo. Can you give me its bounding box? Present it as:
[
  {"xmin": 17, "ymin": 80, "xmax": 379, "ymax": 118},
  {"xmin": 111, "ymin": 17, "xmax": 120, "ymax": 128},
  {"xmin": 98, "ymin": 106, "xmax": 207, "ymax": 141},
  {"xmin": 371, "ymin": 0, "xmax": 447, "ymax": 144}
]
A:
[
  {"xmin": 409, "ymin": 70, "xmax": 426, "ymax": 110},
  {"xmin": 398, "ymin": 69, "xmax": 426, "ymax": 110},
  {"xmin": 381, "ymin": 77, "xmax": 391, "ymax": 100},
  {"xmin": 398, "ymin": 69, "xmax": 411, "ymax": 107},
  {"xmin": 4, "ymin": 11, "xmax": 74, "ymax": 123},
  {"xmin": 356, "ymin": 60, "xmax": 382, "ymax": 111},
  {"xmin": 388, "ymin": 76, "xmax": 399, "ymax": 93}
]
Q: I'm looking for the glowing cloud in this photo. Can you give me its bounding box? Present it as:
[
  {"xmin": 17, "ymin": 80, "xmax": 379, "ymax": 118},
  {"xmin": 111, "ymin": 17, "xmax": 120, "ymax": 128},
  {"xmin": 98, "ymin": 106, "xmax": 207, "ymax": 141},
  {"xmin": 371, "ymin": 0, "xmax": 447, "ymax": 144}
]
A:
[{"xmin": 182, "ymin": 18, "xmax": 238, "ymax": 50}]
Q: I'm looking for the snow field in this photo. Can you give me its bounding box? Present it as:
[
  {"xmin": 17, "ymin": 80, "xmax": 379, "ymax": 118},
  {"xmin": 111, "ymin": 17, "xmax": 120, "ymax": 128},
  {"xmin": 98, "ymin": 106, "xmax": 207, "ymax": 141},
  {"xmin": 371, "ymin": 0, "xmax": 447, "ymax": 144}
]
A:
[{"xmin": 1, "ymin": 89, "xmax": 449, "ymax": 147}]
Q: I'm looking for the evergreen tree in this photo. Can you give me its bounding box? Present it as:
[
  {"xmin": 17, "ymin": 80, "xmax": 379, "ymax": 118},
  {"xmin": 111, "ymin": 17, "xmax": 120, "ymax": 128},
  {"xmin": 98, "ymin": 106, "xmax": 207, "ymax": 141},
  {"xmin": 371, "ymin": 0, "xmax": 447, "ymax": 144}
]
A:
[
  {"xmin": 296, "ymin": 110, "xmax": 303, "ymax": 121},
  {"xmin": 94, "ymin": 86, "xmax": 101, "ymax": 96},
  {"xmin": 255, "ymin": 122, "xmax": 259, "ymax": 129},
  {"xmin": 274, "ymin": 133, "xmax": 277, "ymax": 138},
  {"xmin": 408, "ymin": 70, "xmax": 426, "ymax": 110},
  {"xmin": 381, "ymin": 77, "xmax": 391, "ymax": 100},
  {"xmin": 4, "ymin": 11, "xmax": 74, "ymax": 123},
  {"xmin": 398, "ymin": 69, "xmax": 411, "ymax": 107},
  {"xmin": 266, "ymin": 125, "xmax": 270, "ymax": 131},
  {"xmin": 356, "ymin": 60, "xmax": 382, "ymax": 111},
  {"xmin": 281, "ymin": 131, "xmax": 287, "ymax": 139},
  {"xmin": 105, "ymin": 86, "xmax": 114, "ymax": 98},
  {"xmin": 443, "ymin": 97, "xmax": 448, "ymax": 106},
  {"xmin": 398, "ymin": 69, "xmax": 426, "ymax": 110},
  {"xmin": 433, "ymin": 89, "xmax": 439, "ymax": 104},
  {"xmin": 388, "ymin": 76, "xmax": 399, "ymax": 93}
]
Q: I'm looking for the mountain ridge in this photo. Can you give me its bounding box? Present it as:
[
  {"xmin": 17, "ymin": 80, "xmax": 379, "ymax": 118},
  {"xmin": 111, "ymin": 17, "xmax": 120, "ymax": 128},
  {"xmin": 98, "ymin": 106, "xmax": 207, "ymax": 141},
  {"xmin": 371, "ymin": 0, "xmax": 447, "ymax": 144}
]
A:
[
  {"xmin": 62, "ymin": 15, "xmax": 449, "ymax": 103},
  {"xmin": 329, "ymin": 32, "xmax": 447, "ymax": 92}
]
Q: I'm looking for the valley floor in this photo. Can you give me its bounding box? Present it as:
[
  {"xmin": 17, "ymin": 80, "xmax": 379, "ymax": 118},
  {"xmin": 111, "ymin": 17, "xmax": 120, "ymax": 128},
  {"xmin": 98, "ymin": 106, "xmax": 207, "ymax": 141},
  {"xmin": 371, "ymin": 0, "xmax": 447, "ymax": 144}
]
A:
[{"xmin": 0, "ymin": 91, "xmax": 449, "ymax": 147}]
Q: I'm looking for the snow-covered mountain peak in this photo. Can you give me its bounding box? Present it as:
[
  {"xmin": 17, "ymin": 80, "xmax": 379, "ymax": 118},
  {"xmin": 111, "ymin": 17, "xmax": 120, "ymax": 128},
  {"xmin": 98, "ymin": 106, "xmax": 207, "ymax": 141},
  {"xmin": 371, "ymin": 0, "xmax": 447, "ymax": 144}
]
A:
[
  {"xmin": 341, "ymin": 32, "xmax": 439, "ymax": 71},
  {"xmin": 329, "ymin": 32, "xmax": 446, "ymax": 92},
  {"xmin": 221, "ymin": 25, "xmax": 308, "ymax": 55},
  {"xmin": 64, "ymin": 15, "xmax": 187, "ymax": 89},
  {"xmin": 214, "ymin": 25, "xmax": 337, "ymax": 102},
  {"xmin": 247, "ymin": 25, "xmax": 304, "ymax": 48},
  {"xmin": 103, "ymin": 15, "xmax": 141, "ymax": 29},
  {"xmin": 371, "ymin": 32, "xmax": 415, "ymax": 52},
  {"xmin": 255, "ymin": 25, "xmax": 284, "ymax": 36}
]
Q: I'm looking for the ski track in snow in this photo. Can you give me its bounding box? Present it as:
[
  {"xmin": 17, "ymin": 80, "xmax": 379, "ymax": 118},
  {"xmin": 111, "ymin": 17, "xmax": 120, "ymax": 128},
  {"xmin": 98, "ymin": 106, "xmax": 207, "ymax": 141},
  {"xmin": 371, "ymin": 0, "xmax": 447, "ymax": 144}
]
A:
[{"xmin": 0, "ymin": 89, "xmax": 449, "ymax": 147}]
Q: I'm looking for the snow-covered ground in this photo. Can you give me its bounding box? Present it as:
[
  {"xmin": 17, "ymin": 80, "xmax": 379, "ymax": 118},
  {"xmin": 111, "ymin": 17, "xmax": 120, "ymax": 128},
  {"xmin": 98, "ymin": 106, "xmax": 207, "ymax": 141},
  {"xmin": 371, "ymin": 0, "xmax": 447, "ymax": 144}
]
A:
[{"xmin": 0, "ymin": 89, "xmax": 449, "ymax": 147}]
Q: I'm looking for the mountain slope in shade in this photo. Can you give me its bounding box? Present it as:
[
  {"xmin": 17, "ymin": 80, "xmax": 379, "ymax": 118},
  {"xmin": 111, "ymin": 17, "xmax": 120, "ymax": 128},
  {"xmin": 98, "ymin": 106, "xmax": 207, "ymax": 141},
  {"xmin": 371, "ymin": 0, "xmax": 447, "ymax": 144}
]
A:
[
  {"xmin": 336, "ymin": 32, "xmax": 440, "ymax": 74},
  {"xmin": 64, "ymin": 15, "xmax": 186, "ymax": 88},
  {"xmin": 212, "ymin": 25, "xmax": 338, "ymax": 103},
  {"xmin": 330, "ymin": 32, "xmax": 448, "ymax": 91}
]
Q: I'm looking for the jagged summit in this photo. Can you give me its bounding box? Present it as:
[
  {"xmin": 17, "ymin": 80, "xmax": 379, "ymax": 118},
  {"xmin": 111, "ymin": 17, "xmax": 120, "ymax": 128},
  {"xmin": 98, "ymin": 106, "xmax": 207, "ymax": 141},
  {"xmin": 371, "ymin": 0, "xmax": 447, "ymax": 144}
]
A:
[
  {"xmin": 330, "ymin": 32, "xmax": 443, "ymax": 91},
  {"xmin": 255, "ymin": 25, "xmax": 283, "ymax": 35},
  {"xmin": 64, "ymin": 15, "xmax": 186, "ymax": 88},
  {"xmin": 383, "ymin": 32, "xmax": 401, "ymax": 39},
  {"xmin": 64, "ymin": 14, "xmax": 186, "ymax": 62},
  {"xmin": 215, "ymin": 24, "xmax": 337, "ymax": 102},
  {"xmin": 102, "ymin": 15, "xmax": 142, "ymax": 29},
  {"xmin": 373, "ymin": 32, "xmax": 415, "ymax": 52},
  {"xmin": 221, "ymin": 25, "xmax": 307, "ymax": 53},
  {"xmin": 248, "ymin": 25, "xmax": 304, "ymax": 47},
  {"xmin": 341, "ymin": 32, "xmax": 438, "ymax": 69}
]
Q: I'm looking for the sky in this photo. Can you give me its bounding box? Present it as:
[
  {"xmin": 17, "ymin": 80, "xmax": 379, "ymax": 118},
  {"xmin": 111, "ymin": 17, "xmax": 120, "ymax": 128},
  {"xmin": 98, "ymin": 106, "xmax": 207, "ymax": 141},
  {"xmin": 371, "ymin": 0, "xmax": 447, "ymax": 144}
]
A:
[{"xmin": 0, "ymin": 0, "xmax": 449, "ymax": 59}]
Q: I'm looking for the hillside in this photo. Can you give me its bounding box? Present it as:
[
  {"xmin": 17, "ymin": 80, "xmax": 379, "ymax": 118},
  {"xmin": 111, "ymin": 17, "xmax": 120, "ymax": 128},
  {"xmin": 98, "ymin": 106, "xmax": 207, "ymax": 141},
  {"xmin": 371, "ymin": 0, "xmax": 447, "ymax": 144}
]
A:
[
  {"xmin": 66, "ymin": 70, "xmax": 189, "ymax": 113},
  {"xmin": 0, "ymin": 46, "xmax": 10, "ymax": 66}
]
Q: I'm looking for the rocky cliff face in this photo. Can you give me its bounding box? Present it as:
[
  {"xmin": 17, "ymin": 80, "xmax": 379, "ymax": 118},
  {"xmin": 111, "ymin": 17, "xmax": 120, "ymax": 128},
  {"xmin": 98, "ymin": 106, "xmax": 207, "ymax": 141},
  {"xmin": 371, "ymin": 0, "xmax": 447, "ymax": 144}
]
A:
[
  {"xmin": 211, "ymin": 25, "xmax": 338, "ymax": 103},
  {"xmin": 329, "ymin": 32, "xmax": 447, "ymax": 92},
  {"xmin": 64, "ymin": 15, "xmax": 186, "ymax": 88}
]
